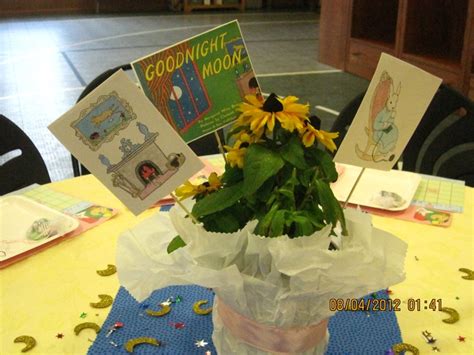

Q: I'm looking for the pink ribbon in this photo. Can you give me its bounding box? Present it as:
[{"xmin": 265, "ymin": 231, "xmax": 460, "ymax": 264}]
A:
[{"xmin": 215, "ymin": 297, "xmax": 328, "ymax": 354}]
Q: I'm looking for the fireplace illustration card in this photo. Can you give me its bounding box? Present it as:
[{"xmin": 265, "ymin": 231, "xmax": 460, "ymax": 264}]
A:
[{"xmin": 49, "ymin": 70, "xmax": 204, "ymax": 215}]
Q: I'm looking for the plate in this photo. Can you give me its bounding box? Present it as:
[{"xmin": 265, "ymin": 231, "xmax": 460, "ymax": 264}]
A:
[
  {"xmin": 331, "ymin": 163, "xmax": 421, "ymax": 211},
  {"xmin": 0, "ymin": 195, "xmax": 79, "ymax": 264}
]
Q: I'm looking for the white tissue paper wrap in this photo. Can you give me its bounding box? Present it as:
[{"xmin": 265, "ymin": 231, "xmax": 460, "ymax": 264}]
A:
[{"xmin": 117, "ymin": 206, "xmax": 407, "ymax": 354}]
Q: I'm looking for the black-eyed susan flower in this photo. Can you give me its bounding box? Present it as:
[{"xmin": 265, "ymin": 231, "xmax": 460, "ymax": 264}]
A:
[
  {"xmin": 302, "ymin": 124, "xmax": 339, "ymax": 152},
  {"xmin": 235, "ymin": 93, "xmax": 310, "ymax": 137},
  {"xmin": 175, "ymin": 173, "xmax": 222, "ymax": 200},
  {"xmin": 224, "ymin": 134, "xmax": 252, "ymax": 169}
]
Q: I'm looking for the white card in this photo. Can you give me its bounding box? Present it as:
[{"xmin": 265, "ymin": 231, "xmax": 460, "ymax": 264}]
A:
[
  {"xmin": 334, "ymin": 53, "xmax": 442, "ymax": 170},
  {"xmin": 49, "ymin": 70, "xmax": 204, "ymax": 215}
]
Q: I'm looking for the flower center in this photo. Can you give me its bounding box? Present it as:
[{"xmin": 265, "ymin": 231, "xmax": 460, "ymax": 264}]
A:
[{"xmin": 262, "ymin": 93, "xmax": 283, "ymax": 113}]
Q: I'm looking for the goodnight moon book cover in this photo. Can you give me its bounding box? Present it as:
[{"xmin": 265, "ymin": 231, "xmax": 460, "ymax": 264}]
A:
[{"xmin": 132, "ymin": 20, "xmax": 260, "ymax": 143}]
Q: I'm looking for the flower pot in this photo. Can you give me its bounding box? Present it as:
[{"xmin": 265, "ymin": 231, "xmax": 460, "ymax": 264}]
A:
[{"xmin": 117, "ymin": 205, "xmax": 406, "ymax": 354}]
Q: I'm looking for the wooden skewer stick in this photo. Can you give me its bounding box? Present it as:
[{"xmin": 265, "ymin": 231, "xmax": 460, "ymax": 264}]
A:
[
  {"xmin": 342, "ymin": 167, "xmax": 366, "ymax": 209},
  {"xmin": 170, "ymin": 192, "xmax": 199, "ymax": 224},
  {"xmin": 214, "ymin": 131, "xmax": 227, "ymax": 164}
]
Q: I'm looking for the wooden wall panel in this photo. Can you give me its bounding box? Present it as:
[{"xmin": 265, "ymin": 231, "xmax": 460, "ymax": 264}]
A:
[
  {"xmin": 0, "ymin": 0, "xmax": 168, "ymax": 17},
  {"xmin": 319, "ymin": 0, "xmax": 351, "ymax": 69}
]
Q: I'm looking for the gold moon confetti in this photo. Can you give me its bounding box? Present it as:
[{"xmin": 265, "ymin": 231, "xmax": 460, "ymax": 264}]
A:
[
  {"xmin": 90, "ymin": 294, "xmax": 113, "ymax": 308},
  {"xmin": 193, "ymin": 300, "xmax": 213, "ymax": 315},
  {"xmin": 125, "ymin": 337, "xmax": 160, "ymax": 353},
  {"xmin": 13, "ymin": 335, "xmax": 36, "ymax": 353},
  {"xmin": 74, "ymin": 322, "xmax": 101, "ymax": 335},
  {"xmin": 458, "ymin": 268, "xmax": 474, "ymax": 280},
  {"xmin": 392, "ymin": 342, "xmax": 419, "ymax": 354},
  {"xmin": 440, "ymin": 307, "xmax": 460, "ymax": 324},
  {"xmin": 145, "ymin": 304, "xmax": 171, "ymax": 317},
  {"xmin": 96, "ymin": 264, "xmax": 117, "ymax": 276}
]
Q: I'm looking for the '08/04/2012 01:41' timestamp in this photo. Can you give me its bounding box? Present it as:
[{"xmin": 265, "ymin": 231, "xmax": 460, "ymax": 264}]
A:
[{"xmin": 329, "ymin": 298, "xmax": 443, "ymax": 312}]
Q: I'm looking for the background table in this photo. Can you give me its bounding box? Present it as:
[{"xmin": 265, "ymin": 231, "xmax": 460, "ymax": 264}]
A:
[{"xmin": 1, "ymin": 174, "xmax": 473, "ymax": 354}]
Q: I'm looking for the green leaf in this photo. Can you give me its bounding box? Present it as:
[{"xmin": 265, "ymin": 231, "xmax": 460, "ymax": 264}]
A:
[
  {"xmin": 200, "ymin": 209, "xmax": 241, "ymax": 233},
  {"xmin": 221, "ymin": 164, "xmax": 243, "ymax": 185},
  {"xmin": 314, "ymin": 179, "xmax": 345, "ymax": 228},
  {"xmin": 192, "ymin": 181, "xmax": 244, "ymax": 218},
  {"xmin": 243, "ymin": 144, "xmax": 284, "ymax": 195},
  {"xmin": 254, "ymin": 202, "xmax": 280, "ymax": 236},
  {"xmin": 279, "ymin": 135, "xmax": 309, "ymax": 170},
  {"xmin": 269, "ymin": 209, "xmax": 287, "ymax": 237},
  {"xmin": 306, "ymin": 149, "xmax": 338, "ymax": 182},
  {"xmin": 167, "ymin": 235, "xmax": 186, "ymax": 254},
  {"xmin": 292, "ymin": 215, "xmax": 315, "ymax": 237}
]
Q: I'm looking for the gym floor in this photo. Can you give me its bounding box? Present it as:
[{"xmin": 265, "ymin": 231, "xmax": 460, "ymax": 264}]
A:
[{"xmin": 0, "ymin": 10, "xmax": 368, "ymax": 181}]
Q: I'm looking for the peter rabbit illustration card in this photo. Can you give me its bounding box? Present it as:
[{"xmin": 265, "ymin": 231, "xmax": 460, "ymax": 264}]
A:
[
  {"xmin": 49, "ymin": 70, "xmax": 204, "ymax": 215},
  {"xmin": 334, "ymin": 53, "xmax": 442, "ymax": 170}
]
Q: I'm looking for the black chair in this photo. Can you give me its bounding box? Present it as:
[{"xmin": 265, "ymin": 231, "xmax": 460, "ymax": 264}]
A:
[
  {"xmin": 0, "ymin": 114, "xmax": 51, "ymax": 195},
  {"xmin": 330, "ymin": 91, "xmax": 365, "ymax": 149},
  {"xmin": 402, "ymin": 85, "xmax": 474, "ymax": 186},
  {"xmin": 71, "ymin": 63, "xmax": 223, "ymax": 176},
  {"xmin": 330, "ymin": 84, "xmax": 474, "ymax": 186}
]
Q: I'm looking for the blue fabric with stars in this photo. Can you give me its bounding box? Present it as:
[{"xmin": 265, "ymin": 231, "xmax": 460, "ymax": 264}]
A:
[{"xmin": 88, "ymin": 288, "xmax": 401, "ymax": 354}]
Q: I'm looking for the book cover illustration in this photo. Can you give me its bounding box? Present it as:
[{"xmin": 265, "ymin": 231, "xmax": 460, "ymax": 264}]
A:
[
  {"xmin": 132, "ymin": 20, "xmax": 260, "ymax": 142},
  {"xmin": 334, "ymin": 53, "xmax": 442, "ymax": 171},
  {"xmin": 49, "ymin": 70, "xmax": 204, "ymax": 215}
]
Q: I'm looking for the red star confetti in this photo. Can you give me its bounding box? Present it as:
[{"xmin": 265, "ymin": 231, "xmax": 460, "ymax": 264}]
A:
[
  {"xmin": 195, "ymin": 339, "xmax": 208, "ymax": 348},
  {"xmin": 169, "ymin": 322, "xmax": 185, "ymax": 329},
  {"xmin": 56, "ymin": 333, "xmax": 64, "ymax": 339},
  {"xmin": 458, "ymin": 336, "xmax": 465, "ymax": 342}
]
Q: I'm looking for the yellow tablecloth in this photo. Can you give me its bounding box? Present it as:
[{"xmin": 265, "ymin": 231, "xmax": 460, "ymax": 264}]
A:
[{"xmin": 1, "ymin": 175, "xmax": 473, "ymax": 354}]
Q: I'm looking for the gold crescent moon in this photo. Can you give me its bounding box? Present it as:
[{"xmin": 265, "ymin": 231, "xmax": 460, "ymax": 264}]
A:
[
  {"xmin": 13, "ymin": 335, "xmax": 36, "ymax": 353},
  {"xmin": 193, "ymin": 300, "xmax": 213, "ymax": 315},
  {"xmin": 392, "ymin": 342, "xmax": 419, "ymax": 354},
  {"xmin": 440, "ymin": 307, "xmax": 460, "ymax": 323},
  {"xmin": 125, "ymin": 337, "xmax": 160, "ymax": 353},
  {"xmin": 90, "ymin": 294, "xmax": 113, "ymax": 308},
  {"xmin": 145, "ymin": 304, "xmax": 171, "ymax": 317},
  {"xmin": 459, "ymin": 268, "xmax": 474, "ymax": 280},
  {"xmin": 74, "ymin": 322, "xmax": 101, "ymax": 335},
  {"xmin": 96, "ymin": 264, "xmax": 117, "ymax": 276}
]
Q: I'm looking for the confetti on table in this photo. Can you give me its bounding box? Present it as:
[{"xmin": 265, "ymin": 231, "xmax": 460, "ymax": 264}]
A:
[
  {"xmin": 56, "ymin": 333, "xmax": 64, "ymax": 339},
  {"xmin": 195, "ymin": 339, "xmax": 208, "ymax": 348},
  {"xmin": 457, "ymin": 336, "xmax": 465, "ymax": 342},
  {"xmin": 80, "ymin": 312, "xmax": 87, "ymax": 318},
  {"xmin": 13, "ymin": 335, "xmax": 36, "ymax": 352}
]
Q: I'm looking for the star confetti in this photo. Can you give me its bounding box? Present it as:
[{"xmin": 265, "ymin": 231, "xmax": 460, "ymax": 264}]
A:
[
  {"xmin": 170, "ymin": 322, "xmax": 185, "ymax": 329},
  {"xmin": 458, "ymin": 336, "xmax": 465, "ymax": 342},
  {"xmin": 80, "ymin": 312, "xmax": 87, "ymax": 318},
  {"xmin": 56, "ymin": 333, "xmax": 64, "ymax": 339},
  {"xmin": 384, "ymin": 349, "xmax": 395, "ymax": 355},
  {"xmin": 432, "ymin": 346, "xmax": 440, "ymax": 352},
  {"xmin": 176, "ymin": 296, "xmax": 183, "ymax": 303},
  {"xmin": 385, "ymin": 289, "xmax": 393, "ymax": 295},
  {"xmin": 195, "ymin": 339, "xmax": 208, "ymax": 348}
]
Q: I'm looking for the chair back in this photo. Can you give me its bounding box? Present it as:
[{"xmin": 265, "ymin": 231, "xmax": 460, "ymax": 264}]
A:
[
  {"xmin": 402, "ymin": 85, "xmax": 474, "ymax": 186},
  {"xmin": 0, "ymin": 114, "xmax": 51, "ymax": 195}
]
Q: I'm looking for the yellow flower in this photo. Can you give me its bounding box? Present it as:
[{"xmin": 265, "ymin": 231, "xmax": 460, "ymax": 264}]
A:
[
  {"xmin": 302, "ymin": 124, "xmax": 339, "ymax": 152},
  {"xmin": 235, "ymin": 93, "xmax": 309, "ymax": 136},
  {"xmin": 224, "ymin": 135, "xmax": 251, "ymax": 169},
  {"xmin": 175, "ymin": 173, "xmax": 222, "ymax": 200},
  {"xmin": 205, "ymin": 172, "xmax": 222, "ymax": 192},
  {"xmin": 175, "ymin": 180, "xmax": 203, "ymax": 200}
]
